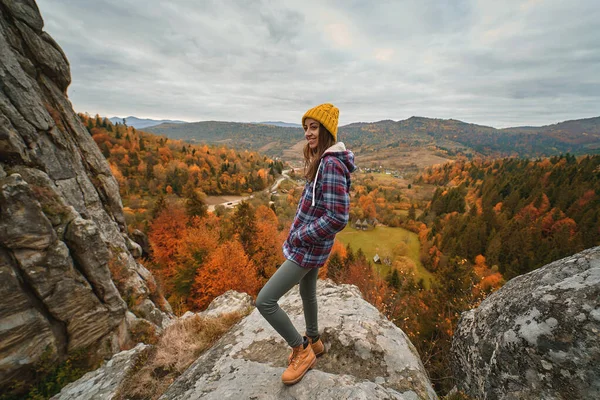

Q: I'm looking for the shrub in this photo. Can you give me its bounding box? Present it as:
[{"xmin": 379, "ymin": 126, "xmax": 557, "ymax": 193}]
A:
[
  {"xmin": 115, "ymin": 310, "xmax": 249, "ymax": 400},
  {"xmin": 0, "ymin": 348, "xmax": 93, "ymax": 400}
]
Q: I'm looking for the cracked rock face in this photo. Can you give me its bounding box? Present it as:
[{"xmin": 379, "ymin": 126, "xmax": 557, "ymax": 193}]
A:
[
  {"xmin": 451, "ymin": 246, "xmax": 600, "ymax": 400},
  {"xmin": 161, "ymin": 280, "xmax": 438, "ymax": 400},
  {"xmin": 0, "ymin": 0, "xmax": 171, "ymax": 391}
]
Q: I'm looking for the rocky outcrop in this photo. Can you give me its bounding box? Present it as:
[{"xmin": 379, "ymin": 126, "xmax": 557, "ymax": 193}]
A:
[
  {"xmin": 451, "ymin": 246, "xmax": 600, "ymax": 400},
  {"xmin": 53, "ymin": 281, "xmax": 437, "ymax": 399},
  {"xmin": 162, "ymin": 280, "xmax": 437, "ymax": 400},
  {"xmin": 0, "ymin": 0, "xmax": 171, "ymax": 392}
]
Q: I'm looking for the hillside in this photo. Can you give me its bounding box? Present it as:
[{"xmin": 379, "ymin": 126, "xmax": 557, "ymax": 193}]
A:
[
  {"xmin": 502, "ymin": 116, "xmax": 600, "ymax": 145},
  {"xmin": 146, "ymin": 121, "xmax": 304, "ymax": 158},
  {"xmin": 416, "ymin": 154, "xmax": 600, "ymax": 278},
  {"xmin": 85, "ymin": 115, "xmax": 282, "ymax": 198},
  {"xmin": 255, "ymin": 120, "xmax": 302, "ymax": 128},
  {"xmin": 341, "ymin": 116, "xmax": 600, "ymax": 158},
  {"xmin": 146, "ymin": 116, "xmax": 600, "ymax": 167}
]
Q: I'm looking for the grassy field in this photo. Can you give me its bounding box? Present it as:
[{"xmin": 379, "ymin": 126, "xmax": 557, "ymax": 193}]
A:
[
  {"xmin": 336, "ymin": 225, "xmax": 434, "ymax": 287},
  {"xmin": 354, "ymin": 147, "xmax": 452, "ymax": 171}
]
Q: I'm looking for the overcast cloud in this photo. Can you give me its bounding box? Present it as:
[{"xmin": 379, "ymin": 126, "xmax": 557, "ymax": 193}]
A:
[{"xmin": 36, "ymin": 0, "xmax": 599, "ymax": 127}]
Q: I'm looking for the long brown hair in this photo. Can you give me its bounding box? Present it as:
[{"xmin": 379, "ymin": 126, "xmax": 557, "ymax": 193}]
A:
[{"xmin": 303, "ymin": 124, "xmax": 336, "ymax": 181}]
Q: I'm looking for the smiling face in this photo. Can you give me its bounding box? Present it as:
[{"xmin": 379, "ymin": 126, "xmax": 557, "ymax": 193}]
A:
[{"xmin": 303, "ymin": 118, "xmax": 320, "ymax": 149}]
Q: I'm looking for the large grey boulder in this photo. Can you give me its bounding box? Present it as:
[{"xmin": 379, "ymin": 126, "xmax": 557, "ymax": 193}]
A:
[
  {"xmin": 451, "ymin": 246, "xmax": 600, "ymax": 400},
  {"xmin": 161, "ymin": 280, "xmax": 438, "ymax": 400},
  {"xmin": 0, "ymin": 0, "xmax": 171, "ymax": 392}
]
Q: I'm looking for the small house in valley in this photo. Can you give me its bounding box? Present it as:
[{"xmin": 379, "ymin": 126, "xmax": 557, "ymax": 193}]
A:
[{"xmin": 354, "ymin": 219, "xmax": 369, "ymax": 230}]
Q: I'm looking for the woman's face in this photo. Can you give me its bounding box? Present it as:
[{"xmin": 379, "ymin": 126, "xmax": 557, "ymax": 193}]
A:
[{"xmin": 304, "ymin": 118, "xmax": 320, "ymax": 149}]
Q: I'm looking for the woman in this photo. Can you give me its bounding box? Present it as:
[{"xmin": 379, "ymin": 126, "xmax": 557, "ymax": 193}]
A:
[{"xmin": 256, "ymin": 103, "xmax": 356, "ymax": 385}]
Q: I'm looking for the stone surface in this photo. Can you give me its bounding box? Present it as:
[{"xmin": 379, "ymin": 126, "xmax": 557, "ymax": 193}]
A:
[
  {"xmin": 64, "ymin": 217, "xmax": 126, "ymax": 314},
  {"xmin": 182, "ymin": 290, "xmax": 254, "ymax": 320},
  {"xmin": 451, "ymin": 246, "xmax": 600, "ymax": 400},
  {"xmin": 0, "ymin": 247, "xmax": 58, "ymax": 385},
  {"xmin": 0, "ymin": 0, "xmax": 171, "ymax": 392},
  {"xmin": 161, "ymin": 280, "xmax": 437, "ymax": 400},
  {"xmin": 51, "ymin": 343, "xmax": 148, "ymax": 400},
  {"xmin": 0, "ymin": 174, "xmax": 56, "ymax": 249},
  {"xmin": 124, "ymin": 234, "xmax": 143, "ymax": 258},
  {"xmin": 130, "ymin": 229, "xmax": 150, "ymax": 258}
]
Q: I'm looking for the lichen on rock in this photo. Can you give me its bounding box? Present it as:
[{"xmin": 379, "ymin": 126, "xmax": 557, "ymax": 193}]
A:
[{"xmin": 451, "ymin": 246, "xmax": 600, "ymax": 400}]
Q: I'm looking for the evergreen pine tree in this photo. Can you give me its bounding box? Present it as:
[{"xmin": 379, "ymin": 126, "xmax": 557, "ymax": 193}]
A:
[
  {"xmin": 326, "ymin": 252, "xmax": 344, "ymax": 282},
  {"xmin": 344, "ymin": 243, "xmax": 355, "ymax": 267},
  {"xmin": 87, "ymin": 118, "xmax": 94, "ymax": 133},
  {"xmin": 185, "ymin": 188, "xmax": 208, "ymax": 220},
  {"xmin": 233, "ymin": 201, "xmax": 258, "ymax": 257},
  {"xmin": 408, "ymin": 204, "xmax": 416, "ymax": 220},
  {"xmin": 386, "ymin": 268, "xmax": 401, "ymax": 289},
  {"xmin": 152, "ymin": 193, "xmax": 167, "ymax": 220}
]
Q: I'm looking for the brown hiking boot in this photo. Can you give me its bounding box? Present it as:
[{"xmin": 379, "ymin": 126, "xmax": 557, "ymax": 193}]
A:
[
  {"xmin": 282, "ymin": 339, "xmax": 316, "ymax": 385},
  {"xmin": 288, "ymin": 335, "xmax": 324, "ymax": 364},
  {"xmin": 308, "ymin": 335, "xmax": 325, "ymax": 357}
]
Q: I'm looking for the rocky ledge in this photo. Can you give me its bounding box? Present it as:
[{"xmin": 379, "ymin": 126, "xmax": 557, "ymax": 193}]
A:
[
  {"xmin": 55, "ymin": 280, "xmax": 438, "ymax": 400},
  {"xmin": 451, "ymin": 246, "xmax": 600, "ymax": 400}
]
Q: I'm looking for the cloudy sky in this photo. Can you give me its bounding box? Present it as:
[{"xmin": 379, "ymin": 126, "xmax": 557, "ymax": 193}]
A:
[{"xmin": 36, "ymin": 0, "xmax": 599, "ymax": 128}]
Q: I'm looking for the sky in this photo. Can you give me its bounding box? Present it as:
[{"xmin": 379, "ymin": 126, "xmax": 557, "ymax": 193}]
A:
[{"xmin": 36, "ymin": 0, "xmax": 600, "ymax": 128}]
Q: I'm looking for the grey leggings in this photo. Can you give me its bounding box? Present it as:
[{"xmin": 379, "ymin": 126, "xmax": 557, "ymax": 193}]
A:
[{"xmin": 256, "ymin": 259, "xmax": 319, "ymax": 348}]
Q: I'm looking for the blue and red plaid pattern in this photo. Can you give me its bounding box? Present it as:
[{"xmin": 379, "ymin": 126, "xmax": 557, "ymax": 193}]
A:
[{"xmin": 283, "ymin": 146, "xmax": 356, "ymax": 268}]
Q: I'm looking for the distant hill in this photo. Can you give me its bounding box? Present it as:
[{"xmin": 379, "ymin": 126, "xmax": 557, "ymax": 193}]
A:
[
  {"xmin": 109, "ymin": 116, "xmax": 187, "ymax": 129},
  {"xmin": 339, "ymin": 116, "xmax": 600, "ymax": 158},
  {"xmin": 145, "ymin": 116, "xmax": 600, "ymax": 163},
  {"xmin": 501, "ymin": 116, "xmax": 600, "ymax": 144},
  {"xmin": 254, "ymin": 121, "xmax": 302, "ymax": 128}
]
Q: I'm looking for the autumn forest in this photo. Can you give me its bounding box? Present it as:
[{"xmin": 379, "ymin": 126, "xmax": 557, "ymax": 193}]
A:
[{"xmin": 83, "ymin": 114, "xmax": 600, "ymax": 392}]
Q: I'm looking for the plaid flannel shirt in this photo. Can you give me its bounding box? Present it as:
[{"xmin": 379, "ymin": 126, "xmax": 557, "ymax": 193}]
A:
[{"xmin": 283, "ymin": 142, "xmax": 356, "ymax": 268}]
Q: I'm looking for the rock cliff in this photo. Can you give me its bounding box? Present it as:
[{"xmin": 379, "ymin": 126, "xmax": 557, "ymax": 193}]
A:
[
  {"xmin": 451, "ymin": 246, "xmax": 600, "ymax": 400},
  {"xmin": 54, "ymin": 280, "xmax": 438, "ymax": 400},
  {"xmin": 0, "ymin": 0, "xmax": 171, "ymax": 391}
]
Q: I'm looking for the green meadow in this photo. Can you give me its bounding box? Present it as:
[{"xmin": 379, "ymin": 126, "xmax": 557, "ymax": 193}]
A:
[{"xmin": 336, "ymin": 225, "xmax": 433, "ymax": 287}]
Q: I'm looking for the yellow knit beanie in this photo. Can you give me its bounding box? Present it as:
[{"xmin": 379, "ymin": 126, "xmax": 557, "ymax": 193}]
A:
[{"xmin": 302, "ymin": 103, "xmax": 339, "ymax": 141}]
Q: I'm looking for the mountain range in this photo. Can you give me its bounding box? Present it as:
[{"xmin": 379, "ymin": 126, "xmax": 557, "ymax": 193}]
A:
[
  {"xmin": 108, "ymin": 117, "xmax": 303, "ymax": 130},
  {"xmin": 109, "ymin": 116, "xmax": 187, "ymax": 129},
  {"xmin": 253, "ymin": 121, "xmax": 302, "ymax": 128},
  {"xmin": 144, "ymin": 115, "xmax": 600, "ymax": 164}
]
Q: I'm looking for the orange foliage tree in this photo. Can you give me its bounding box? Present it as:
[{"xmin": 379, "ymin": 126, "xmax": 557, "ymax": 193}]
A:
[
  {"xmin": 252, "ymin": 205, "xmax": 286, "ymax": 281},
  {"xmin": 192, "ymin": 239, "xmax": 260, "ymax": 309}
]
